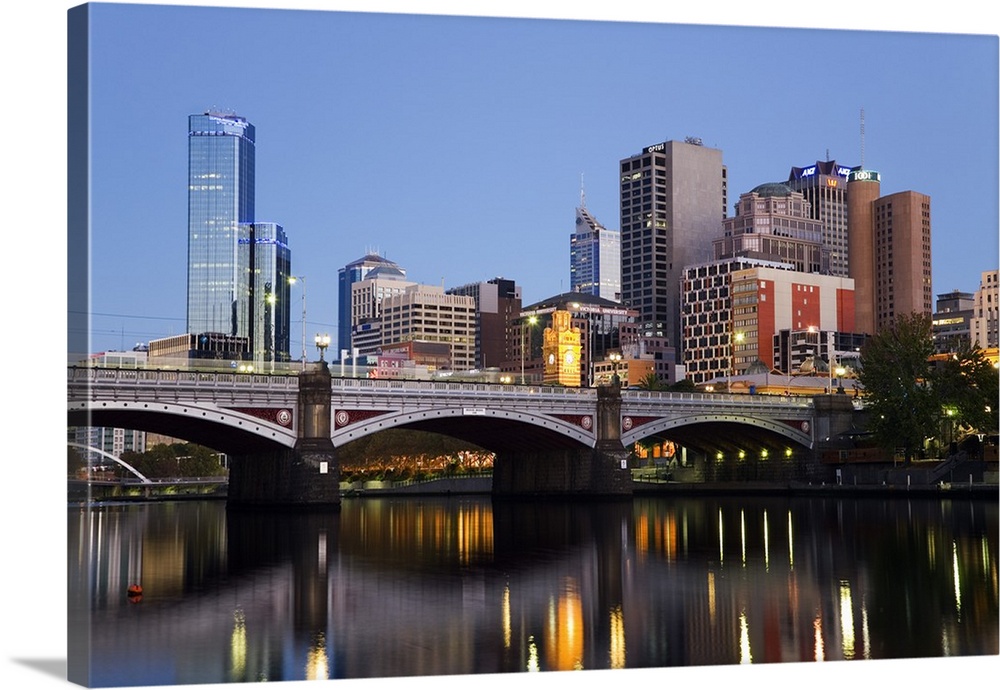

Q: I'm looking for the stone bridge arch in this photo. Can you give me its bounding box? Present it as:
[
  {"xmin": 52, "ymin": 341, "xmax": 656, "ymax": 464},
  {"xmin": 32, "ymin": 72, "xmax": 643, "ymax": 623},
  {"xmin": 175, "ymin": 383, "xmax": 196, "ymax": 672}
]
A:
[
  {"xmin": 331, "ymin": 406, "xmax": 597, "ymax": 453},
  {"xmin": 621, "ymin": 413, "xmax": 813, "ymax": 463},
  {"xmin": 68, "ymin": 400, "xmax": 298, "ymax": 455}
]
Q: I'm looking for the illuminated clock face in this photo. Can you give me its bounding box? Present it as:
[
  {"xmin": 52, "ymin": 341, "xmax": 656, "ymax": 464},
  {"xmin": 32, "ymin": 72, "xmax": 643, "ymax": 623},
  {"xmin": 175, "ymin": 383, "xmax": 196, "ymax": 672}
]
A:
[
  {"xmin": 564, "ymin": 350, "xmax": 574, "ymax": 365},
  {"xmin": 548, "ymin": 353, "xmax": 556, "ymax": 365}
]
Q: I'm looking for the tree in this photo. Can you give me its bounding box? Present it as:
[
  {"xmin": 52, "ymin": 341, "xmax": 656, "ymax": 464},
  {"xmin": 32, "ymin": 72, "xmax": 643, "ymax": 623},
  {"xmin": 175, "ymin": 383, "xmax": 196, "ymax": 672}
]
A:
[
  {"xmin": 931, "ymin": 345, "xmax": 999, "ymax": 437},
  {"xmin": 637, "ymin": 373, "xmax": 663, "ymax": 391},
  {"xmin": 857, "ymin": 313, "xmax": 938, "ymax": 464}
]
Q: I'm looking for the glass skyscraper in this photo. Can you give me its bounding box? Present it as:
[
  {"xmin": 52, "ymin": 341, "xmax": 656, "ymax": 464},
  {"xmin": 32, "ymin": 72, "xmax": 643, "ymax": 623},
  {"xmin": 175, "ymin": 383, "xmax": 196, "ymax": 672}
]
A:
[
  {"xmin": 570, "ymin": 206, "xmax": 620, "ymax": 302},
  {"xmin": 187, "ymin": 111, "xmax": 256, "ymax": 336},
  {"xmin": 236, "ymin": 222, "xmax": 292, "ymax": 364}
]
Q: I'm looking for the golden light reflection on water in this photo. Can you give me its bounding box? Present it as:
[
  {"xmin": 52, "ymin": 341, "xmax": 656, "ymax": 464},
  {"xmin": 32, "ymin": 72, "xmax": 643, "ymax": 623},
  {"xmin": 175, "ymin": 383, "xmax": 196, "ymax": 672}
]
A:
[
  {"xmin": 707, "ymin": 571, "xmax": 716, "ymax": 621},
  {"xmin": 609, "ymin": 605, "xmax": 625, "ymax": 669},
  {"xmin": 305, "ymin": 632, "xmax": 329, "ymax": 680},
  {"xmin": 813, "ymin": 614, "xmax": 825, "ymax": 661},
  {"xmin": 545, "ymin": 578, "xmax": 584, "ymax": 671},
  {"xmin": 838, "ymin": 580, "xmax": 855, "ymax": 659},
  {"xmin": 739, "ymin": 609, "xmax": 752, "ymax": 663},
  {"xmin": 502, "ymin": 584, "xmax": 511, "ymax": 649},
  {"xmin": 527, "ymin": 635, "xmax": 539, "ymax": 672}
]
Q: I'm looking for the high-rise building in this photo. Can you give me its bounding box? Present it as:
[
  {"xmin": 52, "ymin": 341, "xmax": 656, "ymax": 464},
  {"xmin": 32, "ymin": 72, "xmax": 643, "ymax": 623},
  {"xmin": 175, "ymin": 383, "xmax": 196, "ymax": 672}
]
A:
[
  {"xmin": 186, "ymin": 111, "xmax": 256, "ymax": 336},
  {"xmin": 714, "ymin": 183, "xmax": 827, "ymax": 273},
  {"xmin": 236, "ymin": 222, "xmax": 292, "ymax": 363},
  {"xmin": 932, "ymin": 289, "xmax": 975, "ymax": 354},
  {"xmin": 847, "ymin": 170, "xmax": 932, "ymax": 335},
  {"xmin": 681, "ymin": 257, "xmax": 857, "ymax": 385},
  {"xmin": 380, "ymin": 285, "xmax": 477, "ymax": 371},
  {"xmin": 350, "ymin": 265, "xmax": 416, "ymax": 357},
  {"xmin": 972, "ymin": 270, "xmax": 999, "ymax": 349},
  {"xmin": 619, "ymin": 138, "xmax": 727, "ymax": 350},
  {"xmin": 338, "ymin": 252, "xmax": 405, "ymax": 355},
  {"xmin": 570, "ymin": 205, "xmax": 620, "ymax": 301},
  {"xmin": 447, "ymin": 278, "xmax": 522, "ymax": 369},
  {"xmin": 786, "ymin": 160, "xmax": 854, "ymax": 276}
]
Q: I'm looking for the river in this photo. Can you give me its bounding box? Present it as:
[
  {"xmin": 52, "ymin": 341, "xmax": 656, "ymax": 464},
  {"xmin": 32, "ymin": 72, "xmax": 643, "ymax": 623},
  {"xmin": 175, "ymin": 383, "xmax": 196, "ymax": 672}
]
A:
[{"xmin": 68, "ymin": 494, "xmax": 998, "ymax": 686}]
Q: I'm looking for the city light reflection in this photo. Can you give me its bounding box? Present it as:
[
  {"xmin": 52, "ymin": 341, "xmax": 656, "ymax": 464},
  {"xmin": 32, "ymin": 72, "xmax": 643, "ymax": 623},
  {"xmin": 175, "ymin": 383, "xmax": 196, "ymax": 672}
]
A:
[
  {"xmin": 502, "ymin": 583, "xmax": 511, "ymax": 649},
  {"xmin": 545, "ymin": 578, "xmax": 584, "ymax": 671},
  {"xmin": 952, "ymin": 541, "xmax": 962, "ymax": 618},
  {"xmin": 763, "ymin": 509, "xmax": 770, "ymax": 572},
  {"xmin": 708, "ymin": 572, "xmax": 716, "ymax": 621},
  {"xmin": 230, "ymin": 608, "xmax": 246, "ymax": 681},
  {"xmin": 813, "ymin": 614, "xmax": 825, "ymax": 661},
  {"xmin": 787, "ymin": 510, "xmax": 795, "ymax": 570},
  {"xmin": 739, "ymin": 609, "xmax": 752, "ymax": 663},
  {"xmin": 305, "ymin": 632, "xmax": 329, "ymax": 680},
  {"xmin": 609, "ymin": 605, "xmax": 625, "ymax": 669},
  {"xmin": 527, "ymin": 635, "xmax": 539, "ymax": 672},
  {"xmin": 839, "ymin": 580, "xmax": 855, "ymax": 659},
  {"xmin": 740, "ymin": 509, "xmax": 747, "ymax": 568},
  {"xmin": 718, "ymin": 508, "xmax": 724, "ymax": 566}
]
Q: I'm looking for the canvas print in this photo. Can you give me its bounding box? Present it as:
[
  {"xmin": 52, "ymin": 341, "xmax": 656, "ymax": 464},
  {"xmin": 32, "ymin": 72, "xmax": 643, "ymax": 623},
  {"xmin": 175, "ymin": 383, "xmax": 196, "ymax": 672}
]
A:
[{"xmin": 64, "ymin": 2, "xmax": 998, "ymax": 688}]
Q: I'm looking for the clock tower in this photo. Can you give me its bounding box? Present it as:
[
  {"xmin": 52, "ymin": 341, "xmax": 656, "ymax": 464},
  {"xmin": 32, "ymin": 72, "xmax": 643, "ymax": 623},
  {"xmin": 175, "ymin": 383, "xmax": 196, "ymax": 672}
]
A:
[{"xmin": 542, "ymin": 310, "xmax": 582, "ymax": 387}]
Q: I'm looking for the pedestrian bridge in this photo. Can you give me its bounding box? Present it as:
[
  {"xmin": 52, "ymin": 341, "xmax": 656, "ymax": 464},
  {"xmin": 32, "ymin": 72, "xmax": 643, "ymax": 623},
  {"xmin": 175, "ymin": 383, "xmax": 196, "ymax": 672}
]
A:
[{"xmin": 67, "ymin": 365, "xmax": 817, "ymax": 458}]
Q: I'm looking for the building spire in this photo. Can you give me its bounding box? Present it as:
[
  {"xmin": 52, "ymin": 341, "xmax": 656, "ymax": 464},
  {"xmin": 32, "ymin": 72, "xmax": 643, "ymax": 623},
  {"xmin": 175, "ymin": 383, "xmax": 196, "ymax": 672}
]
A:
[
  {"xmin": 860, "ymin": 107, "xmax": 866, "ymax": 168},
  {"xmin": 580, "ymin": 173, "xmax": 586, "ymax": 209}
]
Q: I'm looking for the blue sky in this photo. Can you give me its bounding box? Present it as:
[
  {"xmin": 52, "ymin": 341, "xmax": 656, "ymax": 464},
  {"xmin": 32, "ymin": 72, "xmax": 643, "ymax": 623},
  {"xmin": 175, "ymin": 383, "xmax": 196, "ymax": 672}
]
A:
[{"xmin": 72, "ymin": 1, "xmax": 998, "ymax": 358}]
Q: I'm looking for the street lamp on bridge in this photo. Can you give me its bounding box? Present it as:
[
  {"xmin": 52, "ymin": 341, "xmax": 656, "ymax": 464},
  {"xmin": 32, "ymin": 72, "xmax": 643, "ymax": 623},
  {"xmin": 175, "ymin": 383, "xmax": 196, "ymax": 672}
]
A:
[
  {"xmin": 314, "ymin": 333, "xmax": 331, "ymax": 363},
  {"xmin": 520, "ymin": 315, "xmax": 538, "ymax": 385},
  {"xmin": 289, "ymin": 275, "xmax": 307, "ymax": 369}
]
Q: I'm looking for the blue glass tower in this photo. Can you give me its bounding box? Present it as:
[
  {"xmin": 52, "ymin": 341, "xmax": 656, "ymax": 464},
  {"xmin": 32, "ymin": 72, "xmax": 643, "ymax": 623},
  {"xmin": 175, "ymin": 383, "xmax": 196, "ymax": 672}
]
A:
[
  {"xmin": 186, "ymin": 111, "xmax": 256, "ymax": 336},
  {"xmin": 237, "ymin": 222, "xmax": 292, "ymax": 364}
]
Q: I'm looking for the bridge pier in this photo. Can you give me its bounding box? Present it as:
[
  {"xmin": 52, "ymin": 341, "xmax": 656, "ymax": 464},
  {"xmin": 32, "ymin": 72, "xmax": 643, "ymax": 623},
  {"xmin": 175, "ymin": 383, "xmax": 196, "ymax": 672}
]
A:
[
  {"xmin": 807, "ymin": 393, "xmax": 857, "ymax": 481},
  {"xmin": 228, "ymin": 363, "xmax": 340, "ymax": 510},
  {"xmin": 493, "ymin": 381, "xmax": 632, "ymax": 499}
]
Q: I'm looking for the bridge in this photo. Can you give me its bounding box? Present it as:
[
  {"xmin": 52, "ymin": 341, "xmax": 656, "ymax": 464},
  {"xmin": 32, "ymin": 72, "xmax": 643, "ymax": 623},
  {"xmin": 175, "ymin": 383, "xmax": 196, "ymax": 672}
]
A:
[{"xmin": 68, "ymin": 364, "xmax": 855, "ymax": 508}]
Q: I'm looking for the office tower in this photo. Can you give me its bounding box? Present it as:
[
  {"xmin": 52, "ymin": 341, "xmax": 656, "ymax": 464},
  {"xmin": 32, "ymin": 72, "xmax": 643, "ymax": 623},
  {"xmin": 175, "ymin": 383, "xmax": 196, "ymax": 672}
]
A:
[
  {"xmin": 236, "ymin": 222, "xmax": 292, "ymax": 364},
  {"xmin": 714, "ymin": 183, "xmax": 827, "ymax": 273},
  {"xmin": 350, "ymin": 265, "xmax": 416, "ymax": 356},
  {"xmin": 619, "ymin": 138, "xmax": 727, "ymax": 350},
  {"xmin": 972, "ymin": 269, "xmax": 999, "ymax": 349},
  {"xmin": 932, "ymin": 290, "xmax": 976, "ymax": 354},
  {"xmin": 786, "ymin": 160, "xmax": 854, "ymax": 276},
  {"xmin": 570, "ymin": 205, "xmax": 621, "ymax": 301},
  {"xmin": 848, "ymin": 168, "xmax": 932, "ymax": 335},
  {"xmin": 380, "ymin": 285, "xmax": 477, "ymax": 371},
  {"xmin": 447, "ymin": 278, "xmax": 522, "ymax": 369},
  {"xmin": 186, "ymin": 111, "xmax": 256, "ymax": 335},
  {"xmin": 681, "ymin": 257, "xmax": 856, "ymax": 384},
  {"xmin": 338, "ymin": 252, "xmax": 405, "ymax": 355}
]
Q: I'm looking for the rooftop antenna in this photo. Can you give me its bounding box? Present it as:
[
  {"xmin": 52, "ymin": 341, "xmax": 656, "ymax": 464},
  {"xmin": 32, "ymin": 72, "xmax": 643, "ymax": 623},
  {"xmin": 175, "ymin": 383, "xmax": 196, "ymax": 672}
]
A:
[
  {"xmin": 826, "ymin": 148, "xmax": 830, "ymax": 161},
  {"xmin": 580, "ymin": 173, "xmax": 586, "ymax": 208},
  {"xmin": 860, "ymin": 107, "xmax": 866, "ymax": 168}
]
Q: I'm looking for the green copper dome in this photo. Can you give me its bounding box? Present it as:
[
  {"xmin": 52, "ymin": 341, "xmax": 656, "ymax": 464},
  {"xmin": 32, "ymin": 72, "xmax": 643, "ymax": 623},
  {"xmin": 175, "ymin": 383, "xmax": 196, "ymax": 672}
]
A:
[{"xmin": 750, "ymin": 182, "xmax": 793, "ymax": 197}]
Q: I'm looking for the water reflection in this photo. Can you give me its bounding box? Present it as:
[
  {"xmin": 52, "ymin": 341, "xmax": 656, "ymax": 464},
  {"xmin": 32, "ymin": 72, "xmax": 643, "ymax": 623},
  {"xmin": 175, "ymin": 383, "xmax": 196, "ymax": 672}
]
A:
[{"xmin": 69, "ymin": 495, "xmax": 999, "ymax": 686}]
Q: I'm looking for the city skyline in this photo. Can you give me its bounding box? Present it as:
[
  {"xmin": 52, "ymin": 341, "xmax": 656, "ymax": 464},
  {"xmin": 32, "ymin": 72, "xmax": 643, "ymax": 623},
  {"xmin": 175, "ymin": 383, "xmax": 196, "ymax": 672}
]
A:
[{"xmin": 73, "ymin": 2, "xmax": 997, "ymax": 359}]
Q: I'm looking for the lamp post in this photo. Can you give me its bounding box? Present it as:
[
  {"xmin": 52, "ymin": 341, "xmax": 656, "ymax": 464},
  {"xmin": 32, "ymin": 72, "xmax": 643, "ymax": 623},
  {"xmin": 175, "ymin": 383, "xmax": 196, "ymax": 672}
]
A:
[
  {"xmin": 608, "ymin": 350, "xmax": 622, "ymax": 387},
  {"xmin": 289, "ymin": 276, "xmax": 306, "ymax": 369},
  {"xmin": 520, "ymin": 315, "xmax": 538, "ymax": 385},
  {"xmin": 314, "ymin": 333, "xmax": 331, "ymax": 363},
  {"xmin": 728, "ymin": 331, "xmax": 744, "ymax": 393},
  {"xmin": 835, "ymin": 365, "xmax": 846, "ymax": 394}
]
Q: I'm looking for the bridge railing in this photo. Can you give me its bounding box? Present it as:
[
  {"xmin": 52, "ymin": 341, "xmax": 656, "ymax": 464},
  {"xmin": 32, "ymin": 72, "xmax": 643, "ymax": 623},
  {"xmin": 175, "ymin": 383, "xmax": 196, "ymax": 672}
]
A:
[
  {"xmin": 622, "ymin": 389, "xmax": 813, "ymax": 409},
  {"xmin": 68, "ymin": 366, "xmax": 300, "ymax": 390}
]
